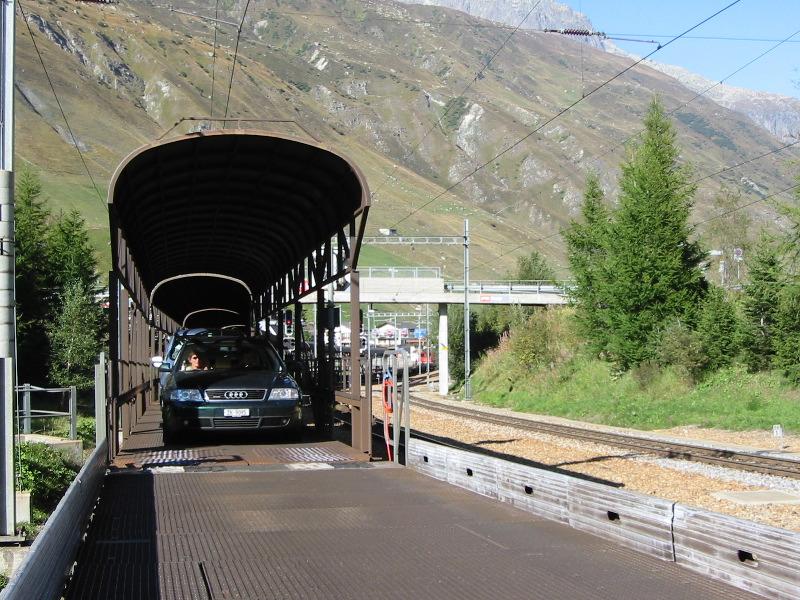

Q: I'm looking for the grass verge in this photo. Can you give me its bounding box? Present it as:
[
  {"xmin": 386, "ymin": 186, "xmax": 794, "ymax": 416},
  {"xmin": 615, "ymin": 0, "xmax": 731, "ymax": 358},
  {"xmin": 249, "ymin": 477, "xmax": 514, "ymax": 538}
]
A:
[{"xmin": 470, "ymin": 349, "xmax": 800, "ymax": 433}]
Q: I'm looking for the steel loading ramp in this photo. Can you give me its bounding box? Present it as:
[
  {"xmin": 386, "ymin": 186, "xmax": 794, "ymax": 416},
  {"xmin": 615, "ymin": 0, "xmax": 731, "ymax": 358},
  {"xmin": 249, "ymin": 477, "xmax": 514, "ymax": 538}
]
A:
[{"xmin": 64, "ymin": 460, "xmax": 761, "ymax": 599}]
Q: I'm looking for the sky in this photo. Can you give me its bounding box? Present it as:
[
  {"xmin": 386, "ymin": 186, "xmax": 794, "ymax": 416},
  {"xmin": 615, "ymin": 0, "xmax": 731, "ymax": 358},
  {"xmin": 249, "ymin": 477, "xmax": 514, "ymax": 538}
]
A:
[{"xmin": 560, "ymin": 0, "xmax": 800, "ymax": 98}]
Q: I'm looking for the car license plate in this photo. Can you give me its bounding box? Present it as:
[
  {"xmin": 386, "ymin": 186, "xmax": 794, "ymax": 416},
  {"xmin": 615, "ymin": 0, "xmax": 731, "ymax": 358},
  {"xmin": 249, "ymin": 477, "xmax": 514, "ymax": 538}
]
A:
[{"xmin": 223, "ymin": 408, "xmax": 250, "ymax": 418}]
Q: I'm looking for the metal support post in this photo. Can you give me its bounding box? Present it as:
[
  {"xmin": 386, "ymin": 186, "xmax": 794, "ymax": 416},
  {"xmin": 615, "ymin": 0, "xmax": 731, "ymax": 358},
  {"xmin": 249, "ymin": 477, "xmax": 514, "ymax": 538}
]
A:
[
  {"xmin": 2, "ymin": 5, "xmax": 19, "ymax": 537},
  {"xmin": 21, "ymin": 385, "xmax": 30, "ymax": 434},
  {"xmin": 95, "ymin": 352, "xmax": 107, "ymax": 446},
  {"xmin": 391, "ymin": 352, "xmax": 404, "ymax": 464},
  {"xmin": 438, "ymin": 303, "xmax": 449, "ymax": 395},
  {"xmin": 0, "ymin": 358, "xmax": 13, "ymax": 536},
  {"xmin": 0, "ymin": 0, "xmax": 13, "ymax": 173},
  {"xmin": 69, "ymin": 386, "xmax": 77, "ymax": 441}
]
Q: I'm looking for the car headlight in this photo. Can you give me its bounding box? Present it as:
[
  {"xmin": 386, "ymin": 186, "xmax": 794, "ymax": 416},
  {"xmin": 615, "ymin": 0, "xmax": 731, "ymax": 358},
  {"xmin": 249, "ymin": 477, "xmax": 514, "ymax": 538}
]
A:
[
  {"xmin": 170, "ymin": 388, "xmax": 203, "ymax": 402},
  {"xmin": 268, "ymin": 387, "xmax": 299, "ymax": 401}
]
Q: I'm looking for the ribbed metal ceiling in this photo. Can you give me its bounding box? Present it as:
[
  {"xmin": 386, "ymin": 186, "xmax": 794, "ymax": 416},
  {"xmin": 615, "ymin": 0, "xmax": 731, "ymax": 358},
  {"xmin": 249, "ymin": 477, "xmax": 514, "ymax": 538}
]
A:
[{"xmin": 109, "ymin": 130, "xmax": 369, "ymax": 328}]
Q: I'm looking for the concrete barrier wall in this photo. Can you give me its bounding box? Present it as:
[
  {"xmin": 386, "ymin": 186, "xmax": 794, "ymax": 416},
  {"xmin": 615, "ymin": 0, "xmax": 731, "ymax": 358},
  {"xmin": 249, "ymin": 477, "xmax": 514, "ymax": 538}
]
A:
[
  {"xmin": 407, "ymin": 438, "xmax": 797, "ymax": 600},
  {"xmin": 1, "ymin": 440, "xmax": 108, "ymax": 600}
]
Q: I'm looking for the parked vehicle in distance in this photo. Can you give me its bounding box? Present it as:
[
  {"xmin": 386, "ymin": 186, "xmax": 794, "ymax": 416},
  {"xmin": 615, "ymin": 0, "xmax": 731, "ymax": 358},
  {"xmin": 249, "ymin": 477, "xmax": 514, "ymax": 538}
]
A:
[
  {"xmin": 418, "ymin": 350, "xmax": 436, "ymax": 368},
  {"xmin": 158, "ymin": 332, "xmax": 304, "ymax": 444},
  {"xmin": 395, "ymin": 345, "xmax": 419, "ymax": 370}
]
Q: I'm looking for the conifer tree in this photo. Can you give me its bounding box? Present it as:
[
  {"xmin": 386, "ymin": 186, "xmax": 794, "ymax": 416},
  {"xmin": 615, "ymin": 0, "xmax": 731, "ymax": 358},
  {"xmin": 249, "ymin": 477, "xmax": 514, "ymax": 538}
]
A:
[
  {"xmin": 696, "ymin": 285, "xmax": 741, "ymax": 372},
  {"xmin": 14, "ymin": 168, "xmax": 105, "ymax": 388},
  {"xmin": 563, "ymin": 171, "xmax": 611, "ymax": 355},
  {"xmin": 48, "ymin": 210, "xmax": 100, "ymax": 292},
  {"xmin": 15, "ymin": 167, "xmax": 56, "ymax": 385},
  {"xmin": 565, "ymin": 97, "xmax": 706, "ymax": 369},
  {"xmin": 740, "ymin": 240, "xmax": 783, "ymax": 372}
]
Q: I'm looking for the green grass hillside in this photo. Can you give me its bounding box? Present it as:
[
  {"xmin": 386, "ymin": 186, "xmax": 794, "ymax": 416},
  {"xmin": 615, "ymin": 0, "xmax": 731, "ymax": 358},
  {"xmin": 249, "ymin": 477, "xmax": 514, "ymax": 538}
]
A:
[
  {"xmin": 469, "ymin": 308, "xmax": 800, "ymax": 434},
  {"xmin": 14, "ymin": 0, "xmax": 800, "ymax": 285}
]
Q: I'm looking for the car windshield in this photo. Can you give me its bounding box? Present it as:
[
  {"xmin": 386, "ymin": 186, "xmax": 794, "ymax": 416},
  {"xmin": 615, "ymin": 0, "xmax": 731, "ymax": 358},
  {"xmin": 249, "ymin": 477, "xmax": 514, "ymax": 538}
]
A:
[{"xmin": 176, "ymin": 338, "xmax": 282, "ymax": 372}]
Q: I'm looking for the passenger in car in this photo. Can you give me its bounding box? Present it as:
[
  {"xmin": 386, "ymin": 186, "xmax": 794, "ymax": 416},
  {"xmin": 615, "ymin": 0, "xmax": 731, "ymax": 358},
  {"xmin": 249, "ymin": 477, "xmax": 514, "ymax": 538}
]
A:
[
  {"xmin": 185, "ymin": 348, "xmax": 210, "ymax": 371},
  {"xmin": 236, "ymin": 348, "xmax": 258, "ymax": 368}
]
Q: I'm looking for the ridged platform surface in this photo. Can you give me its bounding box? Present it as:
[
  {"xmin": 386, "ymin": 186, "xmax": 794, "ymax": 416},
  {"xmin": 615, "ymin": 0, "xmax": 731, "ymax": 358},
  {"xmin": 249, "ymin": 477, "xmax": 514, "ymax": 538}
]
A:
[{"xmin": 65, "ymin": 454, "xmax": 763, "ymax": 599}]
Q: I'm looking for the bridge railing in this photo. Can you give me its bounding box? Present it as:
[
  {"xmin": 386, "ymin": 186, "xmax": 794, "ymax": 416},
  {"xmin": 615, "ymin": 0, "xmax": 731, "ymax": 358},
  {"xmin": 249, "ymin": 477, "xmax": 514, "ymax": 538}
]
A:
[
  {"xmin": 362, "ymin": 266, "xmax": 441, "ymax": 278},
  {"xmin": 15, "ymin": 384, "xmax": 78, "ymax": 439},
  {"xmin": 444, "ymin": 280, "xmax": 574, "ymax": 295},
  {"xmin": 0, "ymin": 440, "xmax": 107, "ymax": 600}
]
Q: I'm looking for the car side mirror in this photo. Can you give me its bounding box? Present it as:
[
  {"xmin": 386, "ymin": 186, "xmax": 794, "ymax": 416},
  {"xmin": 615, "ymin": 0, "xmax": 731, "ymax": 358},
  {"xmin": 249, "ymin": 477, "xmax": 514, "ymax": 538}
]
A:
[
  {"xmin": 158, "ymin": 363, "xmax": 172, "ymax": 372},
  {"xmin": 151, "ymin": 356, "xmax": 164, "ymax": 368}
]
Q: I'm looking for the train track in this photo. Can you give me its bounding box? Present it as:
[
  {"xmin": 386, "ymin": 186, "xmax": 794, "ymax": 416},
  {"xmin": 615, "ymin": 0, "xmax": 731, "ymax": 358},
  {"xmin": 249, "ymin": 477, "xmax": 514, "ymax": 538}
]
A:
[{"xmin": 407, "ymin": 393, "xmax": 800, "ymax": 480}]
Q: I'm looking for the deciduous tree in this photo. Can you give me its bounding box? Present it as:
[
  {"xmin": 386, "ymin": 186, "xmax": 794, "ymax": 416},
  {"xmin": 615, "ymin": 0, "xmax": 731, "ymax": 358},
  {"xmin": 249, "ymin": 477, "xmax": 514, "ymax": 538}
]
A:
[{"xmin": 48, "ymin": 281, "xmax": 105, "ymax": 389}]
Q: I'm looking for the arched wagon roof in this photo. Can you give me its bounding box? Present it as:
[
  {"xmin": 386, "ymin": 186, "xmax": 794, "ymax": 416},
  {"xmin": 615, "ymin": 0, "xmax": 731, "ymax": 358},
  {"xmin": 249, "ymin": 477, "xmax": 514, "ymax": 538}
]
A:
[{"xmin": 109, "ymin": 129, "xmax": 369, "ymax": 328}]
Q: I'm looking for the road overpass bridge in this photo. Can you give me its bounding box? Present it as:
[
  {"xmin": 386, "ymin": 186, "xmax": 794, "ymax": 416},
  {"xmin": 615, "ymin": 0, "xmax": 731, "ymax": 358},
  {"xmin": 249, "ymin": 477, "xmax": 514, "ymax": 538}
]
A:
[
  {"xmin": 305, "ymin": 266, "xmax": 571, "ymax": 394},
  {"xmin": 319, "ymin": 266, "xmax": 571, "ymax": 306}
]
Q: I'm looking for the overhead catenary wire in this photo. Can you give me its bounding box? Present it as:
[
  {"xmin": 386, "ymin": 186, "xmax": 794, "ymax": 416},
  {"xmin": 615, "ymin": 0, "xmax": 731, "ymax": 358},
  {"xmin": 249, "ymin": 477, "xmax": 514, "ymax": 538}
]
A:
[
  {"xmin": 468, "ymin": 179, "xmax": 800, "ymax": 278},
  {"xmin": 18, "ymin": 0, "xmax": 796, "ymax": 282},
  {"xmin": 388, "ymin": 1, "xmax": 746, "ymax": 233},
  {"xmin": 369, "ymin": 0, "xmax": 545, "ymax": 201},
  {"xmin": 16, "ymin": 1, "xmax": 107, "ymax": 213},
  {"xmin": 366, "ymin": 3, "xmax": 798, "ymax": 259},
  {"xmin": 221, "ymin": 0, "xmax": 252, "ymax": 120},
  {"xmin": 210, "ymin": 0, "xmax": 221, "ymax": 118},
  {"xmin": 161, "ymin": 0, "xmax": 792, "ymax": 261},
  {"xmin": 407, "ymin": 2, "xmax": 800, "ymax": 277}
]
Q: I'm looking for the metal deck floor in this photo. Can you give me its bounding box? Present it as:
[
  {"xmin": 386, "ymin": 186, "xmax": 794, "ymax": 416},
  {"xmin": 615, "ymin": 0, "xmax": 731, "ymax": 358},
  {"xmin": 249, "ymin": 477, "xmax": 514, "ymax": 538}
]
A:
[{"xmin": 63, "ymin": 409, "xmax": 764, "ymax": 600}]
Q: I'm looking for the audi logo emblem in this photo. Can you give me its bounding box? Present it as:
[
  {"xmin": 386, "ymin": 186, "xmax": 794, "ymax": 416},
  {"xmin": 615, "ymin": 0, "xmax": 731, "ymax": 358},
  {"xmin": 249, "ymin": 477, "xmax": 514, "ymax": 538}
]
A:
[{"xmin": 224, "ymin": 390, "xmax": 248, "ymax": 399}]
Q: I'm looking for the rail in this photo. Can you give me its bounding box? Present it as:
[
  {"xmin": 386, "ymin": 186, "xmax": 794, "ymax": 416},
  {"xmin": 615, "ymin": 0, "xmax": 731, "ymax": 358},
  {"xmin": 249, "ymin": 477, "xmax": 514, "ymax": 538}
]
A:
[
  {"xmin": 410, "ymin": 395, "xmax": 800, "ymax": 479},
  {"xmin": 0, "ymin": 439, "xmax": 108, "ymax": 600},
  {"xmin": 15, "ymin": 384, "xmax": 77, "ymax": 440},
  {"xmin": 444, "ymin": 280, "xmax": 573, "ymax": 295},
  {"xmin": 362, "ymin": 266, "xmax": 441, "ymax": 278}
]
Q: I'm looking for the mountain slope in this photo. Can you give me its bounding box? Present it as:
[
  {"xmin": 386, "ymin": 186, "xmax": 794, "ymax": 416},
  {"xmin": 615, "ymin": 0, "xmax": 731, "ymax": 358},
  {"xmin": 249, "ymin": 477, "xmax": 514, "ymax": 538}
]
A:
[
  {"xmin": 405, "ymin": 0, "xmax": 800, "ymax": 142},
  {"xmin": 13, "ymin": 0, "xmax": 800, "ymax": 280}
]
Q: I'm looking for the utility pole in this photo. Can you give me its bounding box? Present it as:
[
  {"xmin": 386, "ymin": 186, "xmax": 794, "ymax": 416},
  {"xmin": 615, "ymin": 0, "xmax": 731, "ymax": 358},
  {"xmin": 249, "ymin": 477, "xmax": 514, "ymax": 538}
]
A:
[
  {"xmin": 0, "ymin": 0, "xmax": 16, "ymax": 538},
  {"xmin": 463, "ymin": 220, "xmax": 470, "ymax": 400},
  {"xmin": 363, "ymin": 233, "xmax": 466, "ymax": 398}
]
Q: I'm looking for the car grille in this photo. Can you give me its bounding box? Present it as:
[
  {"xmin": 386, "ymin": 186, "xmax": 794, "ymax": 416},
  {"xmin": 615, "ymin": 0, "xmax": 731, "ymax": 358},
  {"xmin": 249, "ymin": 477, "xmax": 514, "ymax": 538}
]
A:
[
  {"xmin": 210, "ymin": 417, "xmax": 291, "ymax": 428},
  {"xmin": 205, "ymin": 389, "xmax": 267, "ymax": 401},
  {"xmin": 212, "ymin": 417, "xmax": 261, "ymax": 428}
]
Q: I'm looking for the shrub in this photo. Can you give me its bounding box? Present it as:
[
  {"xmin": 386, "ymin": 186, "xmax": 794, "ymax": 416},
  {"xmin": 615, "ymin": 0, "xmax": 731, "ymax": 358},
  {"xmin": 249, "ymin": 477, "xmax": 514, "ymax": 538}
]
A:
[
  {"xmin": 655, "ymin": 320, "xmax": 706, "ymax": 383},
  {"xmin": 509, "ymin": 308, "xmax": 578, "ymax": 371},
  {"xmin": 77, "ymin": 416, "xmax": 96, "ymax": 448},
  {"xmin": 17, "ymin": 442, "xmax": 79, "ymax": 514}
]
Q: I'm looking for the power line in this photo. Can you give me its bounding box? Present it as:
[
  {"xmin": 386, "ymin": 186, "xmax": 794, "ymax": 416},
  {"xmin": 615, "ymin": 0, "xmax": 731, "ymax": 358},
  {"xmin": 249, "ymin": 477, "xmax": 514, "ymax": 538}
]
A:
[
  {"xmin": 222, "ymin": 0, "xmax": 252, "ymax": 120},
  {"xmin": 369, "ymin": 0, "xmax": 545, "ymax": 201},
  {"xmin": 165, "ymin": 0, "xmax": 790, "ymax": 258},
  {"xmin": 19, "ymin": 0, "xmax": 793, "ymax": 282},
  {"xmin": 456, "ymin": 9, "xmax": 800, "ymax": 275},
  {"xmin": 16, "ymin": 2, "xmax": 107, "ymax": 212},
  {"xmin": 468, "ymin": 28, "xmax": 800, "ymax": 248},
  {"xmin": 210, "ymin": 0, "xmax": 221, "ymax": 118},
  {"xmin": 389, "ymin": 1, "xmax": 745, "ymax": 233}
]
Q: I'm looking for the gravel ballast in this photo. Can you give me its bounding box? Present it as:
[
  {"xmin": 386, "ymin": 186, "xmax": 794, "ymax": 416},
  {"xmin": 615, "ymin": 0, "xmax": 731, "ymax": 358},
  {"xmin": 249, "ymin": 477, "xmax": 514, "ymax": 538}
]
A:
[{"xmin": 379, "ymin": 386, "xmax": 800, "ymax": 533}]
